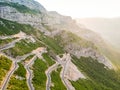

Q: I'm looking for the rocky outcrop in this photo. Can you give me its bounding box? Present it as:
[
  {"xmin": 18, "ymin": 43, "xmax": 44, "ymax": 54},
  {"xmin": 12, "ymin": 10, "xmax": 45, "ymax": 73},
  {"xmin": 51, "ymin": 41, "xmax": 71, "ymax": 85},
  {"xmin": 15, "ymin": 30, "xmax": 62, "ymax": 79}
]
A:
[
  {"xmin": 0, "ymin": 6, "xmax": 42, "ymax": 26},
  {"xmin": 65, "ymin": 61, "xmax": 86, "ymax": 81},
  {"xmin": 66, "ymin": 46, "xmax": 113, "ymax": 69},
  {"xmin": 0, "ymin": 0, "xmax": 46, "ymax": 13},
  {"xmin": 42, "ymin": 11, "xmax": 80, "ymax": 33},
  {"xmin": 54, "ymin": 31, "xmax": 114, "ymax": 69}
]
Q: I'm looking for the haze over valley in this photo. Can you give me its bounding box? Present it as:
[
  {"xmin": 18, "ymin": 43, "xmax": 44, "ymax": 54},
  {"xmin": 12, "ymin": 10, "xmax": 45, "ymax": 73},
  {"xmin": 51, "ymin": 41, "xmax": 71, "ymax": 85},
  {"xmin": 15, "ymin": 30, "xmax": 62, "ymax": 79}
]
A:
[{"xmin": 76, "ymin": 18, "xmax": 120, "ymax": 50}]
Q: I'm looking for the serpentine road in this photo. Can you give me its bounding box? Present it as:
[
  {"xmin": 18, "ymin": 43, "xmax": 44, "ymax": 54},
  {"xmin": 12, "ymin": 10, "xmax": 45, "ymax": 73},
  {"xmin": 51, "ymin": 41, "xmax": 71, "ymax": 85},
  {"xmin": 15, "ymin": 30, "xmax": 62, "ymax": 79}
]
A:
[
  {"xmin": 0, "ymin": 32, "xmax": 75, "ymax": 90},
  {"xmin": 0, "ymin": 32, "xmax": 34, "ymax": 90},
  {"xmin": 1, "ymin": 61, "xmax": 18, "ymax": 90},
  {"xmin": 0, "ymin": 52, "xmax": 34, "ymax": 90},
  {"xmin": 25, "ymin": 55, "xmax": 37, "ymax": 90},
  {"xmin": 45, "ymin": 62, "xmax": 59, "ymax": 90},
  {"xmin": 46, "ymin": 53, "xmax": 74, "ymax": 90},
  {"xmin": 0, "ymin": 38, "xmax": 21, "ymax": 51}
]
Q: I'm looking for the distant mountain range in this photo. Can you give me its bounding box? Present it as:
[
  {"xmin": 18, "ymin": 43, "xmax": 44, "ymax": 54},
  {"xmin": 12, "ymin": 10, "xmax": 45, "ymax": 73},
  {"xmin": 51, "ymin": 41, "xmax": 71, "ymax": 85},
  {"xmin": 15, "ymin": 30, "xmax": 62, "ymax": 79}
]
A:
[{"xmin": 76, "ymin": 18, "xmax": 120, "ymax": 49}]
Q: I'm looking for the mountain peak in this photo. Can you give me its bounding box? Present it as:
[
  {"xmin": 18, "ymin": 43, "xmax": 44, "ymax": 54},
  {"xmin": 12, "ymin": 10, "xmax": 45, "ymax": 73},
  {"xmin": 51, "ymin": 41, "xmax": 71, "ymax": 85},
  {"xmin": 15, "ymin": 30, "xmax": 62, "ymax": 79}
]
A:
[{"xmin": 0, "ymin": 0, "xmax": 46, "ymax": 13}]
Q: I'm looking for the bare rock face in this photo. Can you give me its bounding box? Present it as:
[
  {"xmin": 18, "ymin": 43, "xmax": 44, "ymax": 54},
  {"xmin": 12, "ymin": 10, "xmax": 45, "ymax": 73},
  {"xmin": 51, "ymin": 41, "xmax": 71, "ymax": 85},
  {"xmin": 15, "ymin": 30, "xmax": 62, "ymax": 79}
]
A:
[
  {"xmin": 56, "ymin": 31, "xmax": 114, "ymax": 69},
  {"xmin": 0, "ymin": 0, "xmax": 46, "ymax": 13},
  {"xmin": 69, "ymin": 47, "xmax": 114, "ymax": 69},
  {"xmin": 65, "ymin": 61, "xmax": 86, "ymax": 81},
  {"xmin": 0, "ymin": 0, "xmax": 48, "ymax": 31},
  {"xmin": 0, "ymin": 6, "xmax": 42, "ymax": 26},
  {"xmin": 63, "ymin": 41, "xmax": 114, "ymax": 69},
  {"xmin": 41, "ymin": 11, "xmax": 79, "ymax": 32}
]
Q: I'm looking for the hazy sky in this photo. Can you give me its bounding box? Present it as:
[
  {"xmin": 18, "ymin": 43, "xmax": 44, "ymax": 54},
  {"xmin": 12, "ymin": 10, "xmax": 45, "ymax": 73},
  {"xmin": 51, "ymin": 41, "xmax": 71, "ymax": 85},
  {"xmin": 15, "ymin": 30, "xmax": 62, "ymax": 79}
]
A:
[{"xmin": 36, "ymin": 0, "xmax": 120, "ymax": 18}]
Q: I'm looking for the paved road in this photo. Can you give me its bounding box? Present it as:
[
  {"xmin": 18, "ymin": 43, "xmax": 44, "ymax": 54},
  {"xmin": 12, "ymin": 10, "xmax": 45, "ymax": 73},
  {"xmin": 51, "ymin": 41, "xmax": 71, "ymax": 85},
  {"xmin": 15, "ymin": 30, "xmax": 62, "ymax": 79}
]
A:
[
  {"xmin": 17, "ymin": 53, "xmax": 33, "ymax": 62},
  {"xmin": 25, "ymin": 47, "xmax": 47, "ymax": 90},
  {"xmin": 0, "ymin": 38, "xmax": 21, "ymax": 51},
  {"xmin": 0, "ymin": 31, "xmax": 27, "ymax": 40},
  {"xmin": 25, "ymin": 56, "xmax": 37, "ymax": 90},
  {"xmin": 0, "ymin": 36, "xmax": 14, "ymax": 40},
  {"xmin": 0, "ymin": 31, "xmax": 29, "ymax": 51},
  {"xmin": 0, "ymin": 43, "xmax": 33, "ymax": 90},
  {"xmin": 57, "ymin": 54, "xmax": 75, "ymax": 90},
  {"xmin": 0, "ymin": 32, "xmax": 75, "ymax": 90},
  {"xmin": 45, "ymin": 63, "xmax": 59, "ymax": 90},
  {"xmin": 61, "ymin": 54, "xmax": 71, "ymax": 90},
  {"xmin": 1, "ymin": 61, "xmax": 18, "ymax": 90},
  {"xmin": 0, "ymin": 32, "xmax": 42, "ymax": 90},
  {"xmin": 0, "ymin": 52, "xmax": 34, "ymax": 90}
]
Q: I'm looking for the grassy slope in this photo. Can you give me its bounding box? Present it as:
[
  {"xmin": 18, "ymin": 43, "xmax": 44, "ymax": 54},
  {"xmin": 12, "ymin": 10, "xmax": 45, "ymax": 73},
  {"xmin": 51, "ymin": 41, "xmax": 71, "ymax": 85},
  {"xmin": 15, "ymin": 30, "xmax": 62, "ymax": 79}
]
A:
[
  {"xmin": 32, "ymin": 54, "xmax": 55, "ymax": 90},
  {"xmin": 0, "ymin": 38, "xmax": 16, "ymax": 46},
  {"xmin": 97, "ymin": 43, "xmax": 120, "ymax": 69},
  {"xmin": 0, "ymin": 55, "xmax": 12, "ymax": 85},
  {"xmin": 0, "ymin": 18, "xmax": 37, "ymax": 35},
  {"xmin": 42, "ymin": 53, "xmax": 55, "ymax": 66},
  {"xmin": 7, "ymin": 63, "xmax": 28, "ymax": 90},
  {"xmin": 50, "ymin": 67, "xmax": 66, "ymax": 90},
  {"xmin": 71, "ymin": 56, "xmax": 120, "ymax": 90},
  {"xmin": 38, "ymin": 34, "xmax": 64, "ymax": 55},
  {"xmin": 32, "ymin": 58, "xmax": 47, "ymax": 90},
  {"xmin": 54, "ymin": 31, "xmax": 96, "ymax": 49},
  {"xmin": 3, "ymin": 39, "xmax": 43, "ymax": 57}
]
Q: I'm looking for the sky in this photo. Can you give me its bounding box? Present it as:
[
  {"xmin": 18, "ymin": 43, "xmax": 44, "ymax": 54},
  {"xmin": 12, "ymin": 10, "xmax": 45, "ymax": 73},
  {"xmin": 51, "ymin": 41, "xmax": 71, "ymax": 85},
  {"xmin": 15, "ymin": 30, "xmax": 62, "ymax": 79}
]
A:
[{"xmin": 35, "ymin": 0, "xmax": 120, "ymax": 18}]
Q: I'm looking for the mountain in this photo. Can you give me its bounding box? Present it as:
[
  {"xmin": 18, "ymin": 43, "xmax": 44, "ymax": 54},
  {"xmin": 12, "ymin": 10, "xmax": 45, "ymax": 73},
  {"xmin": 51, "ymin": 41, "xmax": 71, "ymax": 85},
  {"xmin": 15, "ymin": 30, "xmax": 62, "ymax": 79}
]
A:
[
  {"xmin": 0, "ymin": 0, "xmax": 120, "ymax": 90},
  {"xmin": 76, "ymin": 18, "xmax": 120, "ymax": 50}
]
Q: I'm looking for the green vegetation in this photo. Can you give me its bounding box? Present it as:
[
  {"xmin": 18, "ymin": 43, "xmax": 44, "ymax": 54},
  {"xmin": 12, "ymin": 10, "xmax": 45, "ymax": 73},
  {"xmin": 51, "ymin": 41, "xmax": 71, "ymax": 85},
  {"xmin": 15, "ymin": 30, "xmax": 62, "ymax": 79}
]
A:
[
  {"xmin": 0, "ymin": 55, "xmax": 12, "ymax": 84},
  {"xmin": 0, "ymin": 2, "xmax": 40, "ymax": 14},
  {"xmin": 22, "ymin": 55, "xmax": 34, "ymax": 63},
  {"xmin": 4, "ymin": 39, "xmax": 43, "ymax": 57},
  {"xmin": 97, "ymin": 44, "xmax": 120, "ymax": 69},
  {"xmin": 0, "ymin": 18, "xmax": 37, "ymax": 35},
  {"xmin": 14, "ymin": 63, "xmax": 26, "ymax": 77},
  {"xmin": 7, "ymin": 63, "xmax": 28, "ymax": 90},
  {"xmin": 0, "ymin": 18, "xmax": 64, "ymax": 55},
  {"xmin": 7, "ymin": 76, "xmax": 28, "ymax": 90},
  {"xmin": 0, "ymin": 38, "xmax": 16, "ymax": 46},
  {"xmin": 55, "ymin": 31, "xmax": 96, "ymax": 49},
  {"xmin": 71, "ymin": 56, "xmax": 120, "ymax": 90},
  {"xmin": 50, "ymin": 67, "xmax": 66, "ymax": 90},
  {"xmin": 32, "ymin": 58, "xmax": 48, "ymax": 90},
  {"xmin": 38, "ymin": 34, "xmax": 64, "ymax": 54},
  {"xmin": 42, "ymin": 53, "xmax": 55, "ymax": 66},
  {"xmin": 32, "ymin": 53, "xmax": 55, "ymax": 90},
  {"xmin": 71, "ymin": 79, "xmax": 112, "ymax": 90}
]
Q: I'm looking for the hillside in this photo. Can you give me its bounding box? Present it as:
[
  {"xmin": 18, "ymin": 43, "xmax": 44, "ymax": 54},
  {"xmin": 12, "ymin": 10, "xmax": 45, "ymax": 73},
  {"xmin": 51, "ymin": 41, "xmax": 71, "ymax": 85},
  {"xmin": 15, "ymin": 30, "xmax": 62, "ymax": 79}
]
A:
[{"xmin": 0, "ymin": 0, "xmax": 120, "ymax": 90}]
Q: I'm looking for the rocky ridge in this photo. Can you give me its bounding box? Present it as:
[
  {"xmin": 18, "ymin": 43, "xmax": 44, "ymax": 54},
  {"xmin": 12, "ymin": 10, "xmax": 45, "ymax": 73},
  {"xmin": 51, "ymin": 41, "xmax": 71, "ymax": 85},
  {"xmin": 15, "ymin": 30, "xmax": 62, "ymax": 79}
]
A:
[{"xmin": 0, "ymin": 0, "xmax": 46, "ymax": 12}]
